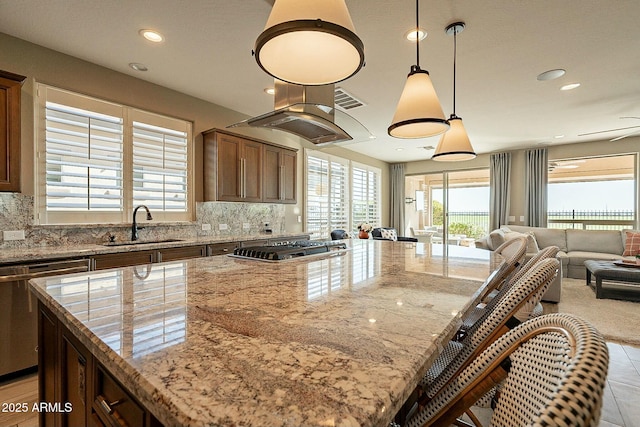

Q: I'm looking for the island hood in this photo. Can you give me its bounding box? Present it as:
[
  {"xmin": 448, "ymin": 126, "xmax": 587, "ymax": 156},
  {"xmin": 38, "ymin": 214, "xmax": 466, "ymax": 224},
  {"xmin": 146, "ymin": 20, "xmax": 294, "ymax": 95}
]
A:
[{"xmin": 228, "ymin": 81, "xmax": 373, "ymax": 146}]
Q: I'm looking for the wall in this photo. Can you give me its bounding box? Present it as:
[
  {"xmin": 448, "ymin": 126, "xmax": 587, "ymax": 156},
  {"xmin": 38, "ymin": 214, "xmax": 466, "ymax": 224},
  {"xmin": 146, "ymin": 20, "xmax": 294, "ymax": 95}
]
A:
[
  {"xmin": 405, "ymin": 138, "xmax": 640, "ymax": 228},
  {"xmin": 0, "ymin": 32, "xmax": 389, "ymax": 247}
]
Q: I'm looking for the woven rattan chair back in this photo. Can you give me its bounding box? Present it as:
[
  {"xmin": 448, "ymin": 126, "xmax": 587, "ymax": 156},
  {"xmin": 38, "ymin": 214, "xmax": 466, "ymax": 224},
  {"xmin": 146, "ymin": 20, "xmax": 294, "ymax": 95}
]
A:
[
  {"xmin": 475, "ymin": 236, "xmax": 529, "ymax": 303},
  {"xmin": 407, "ymin": 313, "xmax": 609, "ymax": 427},
  {"xmin": 420, "ymin": 257, "xmax": 559, "ymax": 400}
]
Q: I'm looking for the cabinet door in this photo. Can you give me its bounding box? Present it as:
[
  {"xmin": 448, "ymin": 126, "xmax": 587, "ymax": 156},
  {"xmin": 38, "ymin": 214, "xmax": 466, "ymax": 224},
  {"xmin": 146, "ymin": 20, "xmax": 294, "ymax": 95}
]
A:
[
  {"xmin": 216, "ymin": 133, "xmax": 242, "ymax": 201},
  {"xmin": 0, "ymin": 71, "xmax": 26, "ymax": 192},
  {"xmin": 207, "ymin": 242, "xmax": 238, "ymax": 256},
  {"xmin": 280, "ymin": 149, "xmax": 297, "ymax": 203},
  {"xmin": 263, "ymin": 146, "xmax": 297, "ymax": 203},
  {"xmin": 61, "ymin": 330, "xmax": 91, "ymax": 427},
  {"xmin": 262, "ymin": 145, "xmax": 281, "ymax": 203},
  {"xmin": 38, "ymin": 303, "xmax": 58, "ymax": 427},
  {"xmin": 93, "ymin": 365, "xmax": 146, "ymax": 427},
  {"xmin": 241, "ymin": 139, "xmax": 262, "ymax": 202}
]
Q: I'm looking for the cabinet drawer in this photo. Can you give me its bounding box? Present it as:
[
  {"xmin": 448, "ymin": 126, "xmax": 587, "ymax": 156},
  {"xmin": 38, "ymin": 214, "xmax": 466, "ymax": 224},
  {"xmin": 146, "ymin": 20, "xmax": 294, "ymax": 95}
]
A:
[
  {"xmin": 157, "ymin": 245, "xmax": 206, "ymax": 262},
  {"xmin": 240, "ymin": 239, "xmax": 269, "ymax": 248},
  {"xmin": 93, "ymin": 365, "xmax": 145, "ymax": 427},
  {"xmin": 91, "ymin": 251, "xmax": 156, "ymax": 270},
  {"xmin": 207, "ymin": 242, "xmax": 238, "ymax": 256}
]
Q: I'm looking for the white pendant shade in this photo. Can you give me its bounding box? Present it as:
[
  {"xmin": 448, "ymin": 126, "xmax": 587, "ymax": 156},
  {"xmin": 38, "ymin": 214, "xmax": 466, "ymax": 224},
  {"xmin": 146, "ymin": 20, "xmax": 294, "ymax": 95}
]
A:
[
  {"xmin": 254, "ymin": 0, "xmax": 365, "ymax": 85},
  {"xmin": 388, "ymin": 67, "xmax": 449, "ymax": 138},
  {"xmin": 431, "ymin": 116, "xmax": 476, "ymax": 161}
]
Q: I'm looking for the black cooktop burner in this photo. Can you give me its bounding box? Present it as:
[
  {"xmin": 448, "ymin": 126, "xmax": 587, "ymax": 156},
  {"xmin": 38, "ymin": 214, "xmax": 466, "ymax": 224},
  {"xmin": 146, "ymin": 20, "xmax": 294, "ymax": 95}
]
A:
[{"xmin": 232, "ymin": 240, "xmax": 347, "ymax": 261}]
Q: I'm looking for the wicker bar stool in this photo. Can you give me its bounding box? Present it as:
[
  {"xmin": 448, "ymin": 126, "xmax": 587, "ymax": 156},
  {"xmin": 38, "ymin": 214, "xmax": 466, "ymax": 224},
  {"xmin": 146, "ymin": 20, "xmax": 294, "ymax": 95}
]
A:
[
  {"xmin": 405, "ymin": 313, "xmax": 609, "ymax": 427},
  {"xmin": 419, "ymin": 257, "xmax": 559, "ymax": 404}
]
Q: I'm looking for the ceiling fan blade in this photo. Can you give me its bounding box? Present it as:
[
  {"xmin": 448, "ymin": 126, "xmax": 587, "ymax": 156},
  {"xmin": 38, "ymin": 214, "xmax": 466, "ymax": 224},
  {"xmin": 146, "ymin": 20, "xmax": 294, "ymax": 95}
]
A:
[
  {"xmin": 610, "ymin": 128, "xmax": 640, "ymax": 142},
  {"xmin": 579, "ymin": 125, "xmax": 640, "ymax": 137}
]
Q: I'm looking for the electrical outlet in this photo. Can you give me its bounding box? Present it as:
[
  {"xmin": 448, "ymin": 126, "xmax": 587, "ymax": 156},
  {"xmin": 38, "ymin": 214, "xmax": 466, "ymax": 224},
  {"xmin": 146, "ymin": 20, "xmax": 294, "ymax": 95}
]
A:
[
  {"xmin": 3, "ymin": 230, "xmax": 25, "ymax": 241},
  {"xmin": 219, "ymin": 223, "xmax": 228, "ymax": 231},
  {"xmin": 243, "ymin": 223, "xmax": 251, "ymax": 230},
  {"xmin": 297, "ymin": 215, "xmax": 302, "ymax": 223},
  {"xmin": 201, "ymin": 223, "xmax": 212, "ymax": 231}
]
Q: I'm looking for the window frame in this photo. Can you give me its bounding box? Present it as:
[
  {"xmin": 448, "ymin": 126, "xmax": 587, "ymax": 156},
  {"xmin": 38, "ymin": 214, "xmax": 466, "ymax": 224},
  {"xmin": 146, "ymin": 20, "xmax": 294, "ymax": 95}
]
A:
[{"xmin": 34, "ymin": 84, "xmax": 194, "ymax": 225}]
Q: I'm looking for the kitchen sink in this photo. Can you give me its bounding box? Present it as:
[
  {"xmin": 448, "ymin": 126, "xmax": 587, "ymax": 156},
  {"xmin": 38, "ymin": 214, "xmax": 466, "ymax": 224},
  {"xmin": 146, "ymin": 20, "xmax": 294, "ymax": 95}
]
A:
[{"xmin": 103, "ymin": 238, "xmax": 184, "ymax": 246}]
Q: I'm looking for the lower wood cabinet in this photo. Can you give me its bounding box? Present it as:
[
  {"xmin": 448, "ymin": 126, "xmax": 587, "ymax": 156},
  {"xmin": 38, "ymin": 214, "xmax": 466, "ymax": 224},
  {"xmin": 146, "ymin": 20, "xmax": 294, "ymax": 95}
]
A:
[
  {"xmin": 157, "ymin": 245, "xmax": 206, "ymax": 262},
  {"xmin": 207, "ymin": 241, "xmax": 238, "ymax": 256},
  {"xmin": 38, "ymin": 302, "xmax": 161, "ymax": 427},
  {"xmin": 91, "ymin": 250, "xmax": 156, "ymax": 270}
]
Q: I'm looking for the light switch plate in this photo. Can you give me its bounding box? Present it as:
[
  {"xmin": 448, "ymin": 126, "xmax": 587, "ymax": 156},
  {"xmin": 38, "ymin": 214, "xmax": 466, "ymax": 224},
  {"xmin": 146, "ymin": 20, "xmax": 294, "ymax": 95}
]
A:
[
  {"xmin": 3, "ymin": 230, "xmax": 25, "ymax": 240},
  {"xmin": 243, "ymin": 223, "xmax": 250, "ymax": 230},
  {"xmin": 201, "ymin": 223, "xmax": 212, "ymax": 231},
  {"xmin": 219, "ymin": 223, "xmax": 228, "ymax": 230},
  {"xmin": 508, "ymin": 216, "xmax": 516, "ymax": 223}
]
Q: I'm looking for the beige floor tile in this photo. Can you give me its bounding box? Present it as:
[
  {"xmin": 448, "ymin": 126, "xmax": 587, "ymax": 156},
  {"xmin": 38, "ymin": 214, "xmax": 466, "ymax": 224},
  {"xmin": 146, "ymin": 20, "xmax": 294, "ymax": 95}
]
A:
[
  {"xmin": 608, "ymin": 380, "xmax": 640, "ymax": 427},
  {"xmin": 600, "ymin": 381, "xmax": 625, "ymax": 426}
]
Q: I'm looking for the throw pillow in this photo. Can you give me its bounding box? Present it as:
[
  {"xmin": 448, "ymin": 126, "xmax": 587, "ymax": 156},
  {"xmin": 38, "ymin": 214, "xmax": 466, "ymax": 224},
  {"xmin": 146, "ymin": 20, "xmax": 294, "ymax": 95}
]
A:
[
  {"xmin": 380, "ymin": 229, "xmax": 398, "ymax": 241},
  {"xmin": 489, "ymin": 229, "xmax": 505, "ymax": 251},
  {"xmin": 623, "ymin": 231, "xmax": 640, "ymax": 256}
]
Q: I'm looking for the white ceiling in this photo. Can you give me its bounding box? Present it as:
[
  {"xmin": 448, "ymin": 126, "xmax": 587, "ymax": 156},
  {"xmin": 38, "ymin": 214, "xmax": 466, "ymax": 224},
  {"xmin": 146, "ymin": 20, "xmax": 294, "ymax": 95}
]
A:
[{"xmin": 1, "ymin": 0, "xmax": 639, "ymax": 162}]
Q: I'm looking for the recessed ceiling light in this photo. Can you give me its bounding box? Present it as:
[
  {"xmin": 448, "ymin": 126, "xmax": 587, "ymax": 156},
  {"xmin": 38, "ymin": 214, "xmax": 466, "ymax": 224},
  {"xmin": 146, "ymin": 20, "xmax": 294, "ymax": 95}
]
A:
[
  {"xmin": 129, "ymin": 63, "xmax": 148, "ymax": 72},
  {"xmin": 395, "ymin": 147, "xmax": 404, "ymax": 151},
  {"xmin": 405, "ymin": 28, "xmax": 427, "ymax": 42},
  {"xmin": 537, "ymin": 69, "xmax": 566, "ymax": 81},
  {"xmin": 554, "ymin": 134, "xmax": 565, "ymax": 139},
  {"xmin": 264, "ymin": 87, "xmax": 275, "ymax": 95},
  {"xmin": 139, "ymin": 29, "xmax": 164, "ymax": 43},
  {"xmin": 421, "ymin": 145, "xmax": 435, "ymax": 150},
  {"xmin": 560, "ymin": 83, "xmax": 581, "ymax": 91}
]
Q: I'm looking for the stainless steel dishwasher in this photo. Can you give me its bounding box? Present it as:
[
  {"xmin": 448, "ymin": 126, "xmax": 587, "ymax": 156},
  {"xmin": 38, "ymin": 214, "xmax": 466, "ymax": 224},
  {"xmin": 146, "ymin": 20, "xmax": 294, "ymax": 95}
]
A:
[{"xmin": 0, "ymin": 258, "xmax": 90, "ymax": 378}]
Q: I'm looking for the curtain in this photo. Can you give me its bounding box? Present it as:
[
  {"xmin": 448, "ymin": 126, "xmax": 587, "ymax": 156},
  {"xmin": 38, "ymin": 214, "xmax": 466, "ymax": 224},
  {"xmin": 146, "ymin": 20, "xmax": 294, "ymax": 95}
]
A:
[
  {"xmin": 525, "ymin": 148, "xmax": 548, "ymax": 227},
  {"xmin": 390, "ymin": 163, "xmax": 406, "ymax": 235},
  {"xmin": 490, "ymin": 153, "xmax": 511, "ymax": 231}
]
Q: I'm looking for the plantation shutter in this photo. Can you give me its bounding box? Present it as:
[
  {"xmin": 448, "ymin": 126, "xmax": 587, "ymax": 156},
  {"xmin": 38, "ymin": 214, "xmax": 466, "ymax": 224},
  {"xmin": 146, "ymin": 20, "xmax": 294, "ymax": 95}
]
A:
[
  {"xmin": 131, "ymin": 110, "xmax": 189, "ymax": 212},
  {"xmin": 305, "ymin": 152, "xmax": 349, "ymax": 240},
  {"xmin": 351, "ymin": 163, "xmax": 381, "ymax": 229}
]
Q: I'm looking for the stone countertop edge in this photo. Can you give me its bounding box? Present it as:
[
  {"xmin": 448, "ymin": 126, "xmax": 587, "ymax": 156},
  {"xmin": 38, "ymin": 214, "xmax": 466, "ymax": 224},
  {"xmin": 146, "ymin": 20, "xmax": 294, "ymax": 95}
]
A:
[{"xmin": 0, "ymin": 232, "xmax": 309, "ymax": 264}]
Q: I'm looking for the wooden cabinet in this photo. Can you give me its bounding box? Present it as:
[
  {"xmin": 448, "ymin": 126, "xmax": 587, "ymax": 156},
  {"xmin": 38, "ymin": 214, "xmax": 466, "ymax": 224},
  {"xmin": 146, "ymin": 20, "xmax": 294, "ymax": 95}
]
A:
[
  {"xmin": 0, "ymin": 70, "xmax": 26, "ymax": 192},
  {"xmin": 91, "ymin": 250, "xmax": 156, "ymax": 270},
  {"xmin": 204, "ymin": 130, "xmax": 297, "ymax": 203},
  {"xmin": 207, "ymin": 241, "xmax": 238, "ymax": 256},
  {"xmin": 157, "ymin": 245, "xmax": 206, "ymax": 262},
  {"xmin": 38, "ymin": 302, "xmax": 161, "ymax": 427},
  {"xmin": 208, "ymin": 132, "xmax": 262, "ymax": 202},
  {"xmin": 263, "ymin": 145, "xmax": 297, "ymax": 203}
]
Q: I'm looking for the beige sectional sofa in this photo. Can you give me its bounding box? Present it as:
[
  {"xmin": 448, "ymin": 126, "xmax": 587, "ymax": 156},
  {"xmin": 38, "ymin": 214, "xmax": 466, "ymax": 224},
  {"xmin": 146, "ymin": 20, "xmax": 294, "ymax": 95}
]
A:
[{"xmin": 476, "ymin": 225, "xmax": 639, "ymax": 303}]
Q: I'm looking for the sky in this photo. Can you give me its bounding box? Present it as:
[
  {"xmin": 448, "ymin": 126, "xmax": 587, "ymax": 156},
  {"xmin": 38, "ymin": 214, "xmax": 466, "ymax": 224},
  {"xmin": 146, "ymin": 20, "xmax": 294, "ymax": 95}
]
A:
[{"xmin": 430, "ymin": 180, "xmax": 635, "ymax": 212}]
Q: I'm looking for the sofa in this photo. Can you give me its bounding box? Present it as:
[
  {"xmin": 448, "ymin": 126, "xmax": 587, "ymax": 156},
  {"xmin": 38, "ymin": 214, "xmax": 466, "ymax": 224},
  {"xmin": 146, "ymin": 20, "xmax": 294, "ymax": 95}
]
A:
[{"xmin": 476, "ymin": 225, "xmax": 640, "ymax": 302}]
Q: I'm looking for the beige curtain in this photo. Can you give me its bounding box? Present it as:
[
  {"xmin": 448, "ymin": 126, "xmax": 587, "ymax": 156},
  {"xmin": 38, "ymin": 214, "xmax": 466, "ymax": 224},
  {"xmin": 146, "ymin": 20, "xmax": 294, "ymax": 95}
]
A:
[{"xmin": 390, "ymin": 163, "xmax": 406, "ymax": 235}]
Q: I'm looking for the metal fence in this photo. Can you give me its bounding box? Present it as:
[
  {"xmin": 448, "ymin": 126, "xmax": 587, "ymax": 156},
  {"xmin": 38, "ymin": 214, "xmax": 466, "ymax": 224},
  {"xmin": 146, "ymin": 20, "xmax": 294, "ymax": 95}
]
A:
[
  {"xmin": 443, "ymin": 209, "xmax": 636, "ymax": 235},
  {"xmin": 547, "ymin": 209, "xmax": 635, "ymax": 230}
]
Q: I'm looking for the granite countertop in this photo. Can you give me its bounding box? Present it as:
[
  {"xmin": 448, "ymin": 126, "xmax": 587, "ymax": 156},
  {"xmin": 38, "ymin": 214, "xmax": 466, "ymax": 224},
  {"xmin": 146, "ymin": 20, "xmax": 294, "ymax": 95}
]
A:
[
  {"xmin": 0, "ymin": 231, "xmax": 308, "ymax": 264},
  {"xmin": 30, "ymin": 240, "xmax": 503, "ymax": 427}
]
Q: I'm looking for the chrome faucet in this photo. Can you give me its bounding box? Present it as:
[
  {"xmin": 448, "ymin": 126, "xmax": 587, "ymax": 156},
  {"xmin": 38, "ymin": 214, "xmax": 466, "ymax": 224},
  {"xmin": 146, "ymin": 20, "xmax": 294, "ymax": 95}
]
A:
[{"xmin": 132, "ymin": 205, "xmax": 153, "ymax": 241}]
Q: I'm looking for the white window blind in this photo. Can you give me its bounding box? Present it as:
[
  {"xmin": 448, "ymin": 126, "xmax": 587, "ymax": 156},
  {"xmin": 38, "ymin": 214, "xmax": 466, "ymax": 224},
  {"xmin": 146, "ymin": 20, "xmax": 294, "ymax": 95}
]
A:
[
  {"xmin": 305, "ymin": 152, "xmax": 349, "ymax": 240},
  {"xmin": 305, "ymin": 151, "xmax": 381, "ymax": 239},
  {"xmin": 352, "ymin": 163, "xmax": 381, "ymax": 228},
  {"xmin": 36, "ymin": 84, "xmax": 192, "ymax": 224}
]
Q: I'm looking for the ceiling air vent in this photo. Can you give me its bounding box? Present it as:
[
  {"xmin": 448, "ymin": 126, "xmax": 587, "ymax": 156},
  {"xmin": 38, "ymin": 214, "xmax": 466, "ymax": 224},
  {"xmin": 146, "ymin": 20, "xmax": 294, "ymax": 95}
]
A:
[{"xmin": 334, "ymin": 87, "xmax": 366, "ymax": 111}]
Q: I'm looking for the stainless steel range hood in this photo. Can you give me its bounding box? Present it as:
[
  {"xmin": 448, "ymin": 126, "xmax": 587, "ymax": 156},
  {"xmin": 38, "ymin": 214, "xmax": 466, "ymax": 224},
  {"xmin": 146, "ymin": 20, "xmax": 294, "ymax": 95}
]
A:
[{"xmin": 228, "ymin": 81, "xmax": 373, "ymax": 146}]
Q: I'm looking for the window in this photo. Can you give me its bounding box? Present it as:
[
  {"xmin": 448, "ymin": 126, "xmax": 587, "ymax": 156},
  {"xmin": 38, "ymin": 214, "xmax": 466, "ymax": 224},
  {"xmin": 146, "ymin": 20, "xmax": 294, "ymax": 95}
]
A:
[
  {"xmin": 305, "ymin": 150, "xmax": 381, "ymax": 240},
  {"xmin": 36, "ymin": 84, "xmax": 193, "ymax": 224},
  {"xmin": 547, "ymin": 154, "xmax": 636, "ymax": 230}
]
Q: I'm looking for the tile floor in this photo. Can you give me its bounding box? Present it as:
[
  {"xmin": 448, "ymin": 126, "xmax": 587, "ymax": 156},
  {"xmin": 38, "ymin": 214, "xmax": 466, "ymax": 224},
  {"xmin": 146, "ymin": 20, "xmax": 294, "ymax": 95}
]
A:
[{"xmin": 1, "ymin": 343, "xmax": 639, "ymax": 426}]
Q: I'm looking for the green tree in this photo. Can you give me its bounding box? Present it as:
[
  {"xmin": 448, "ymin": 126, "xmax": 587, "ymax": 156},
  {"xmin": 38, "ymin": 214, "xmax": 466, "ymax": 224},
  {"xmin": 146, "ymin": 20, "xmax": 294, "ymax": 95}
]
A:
[{"xmin": 432, "ymin": 200, "xmax": 444, "ymax": 225}]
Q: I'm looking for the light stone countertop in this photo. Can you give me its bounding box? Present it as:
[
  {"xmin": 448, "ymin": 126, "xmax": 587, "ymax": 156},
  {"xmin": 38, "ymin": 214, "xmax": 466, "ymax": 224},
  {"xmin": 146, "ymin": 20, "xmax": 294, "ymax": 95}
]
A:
[
  {"xmin": 0, "ymin": 231, "xmax": 308, "ymax": 264},
  {"xmin": 30, "ymin": 240, "xmax": 503, "ymax": 427}
]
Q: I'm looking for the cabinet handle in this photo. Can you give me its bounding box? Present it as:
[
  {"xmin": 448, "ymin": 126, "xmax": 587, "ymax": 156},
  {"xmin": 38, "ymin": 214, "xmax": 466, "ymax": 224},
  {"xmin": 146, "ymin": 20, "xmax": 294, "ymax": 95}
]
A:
[{"xmin": 96, "ymin": 395, "xmax": 125, "ymax": 415}]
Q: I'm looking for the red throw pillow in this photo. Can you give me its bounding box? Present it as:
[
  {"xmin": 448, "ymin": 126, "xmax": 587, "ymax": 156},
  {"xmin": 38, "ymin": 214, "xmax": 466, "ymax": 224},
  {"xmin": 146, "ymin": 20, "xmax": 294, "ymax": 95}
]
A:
[{"xmin": 623, "ymin": 231, "xmax": 640, "ymax": 256}]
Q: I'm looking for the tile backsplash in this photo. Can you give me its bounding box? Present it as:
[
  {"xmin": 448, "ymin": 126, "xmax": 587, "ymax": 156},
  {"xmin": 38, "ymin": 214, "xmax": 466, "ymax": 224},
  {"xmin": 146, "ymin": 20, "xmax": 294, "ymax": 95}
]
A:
[{"xmin": 0, "ymin": 193, "xmax": 287, "ymax": 248}]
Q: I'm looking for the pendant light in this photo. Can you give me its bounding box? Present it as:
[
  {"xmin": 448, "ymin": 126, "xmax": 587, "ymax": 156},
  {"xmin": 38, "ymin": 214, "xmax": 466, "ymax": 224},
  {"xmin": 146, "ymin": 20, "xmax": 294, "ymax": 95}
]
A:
[
  {"xmin": 432, "ymin": 22, "xmax": 476, "ymax": 161},
  {"xmin": 388, "ymin": 0, "xmax": 449, "ymax": 138},
  {"xmin": 253, "ymin": 0, "xmax": 365, "ymax": 86}
]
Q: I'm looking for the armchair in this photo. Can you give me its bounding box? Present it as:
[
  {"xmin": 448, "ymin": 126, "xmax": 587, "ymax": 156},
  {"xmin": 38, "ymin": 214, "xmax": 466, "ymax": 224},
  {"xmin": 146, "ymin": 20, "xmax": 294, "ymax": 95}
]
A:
[{"xmin": 371, "ymin": 227, "xmax": 418, "ymax": 242}]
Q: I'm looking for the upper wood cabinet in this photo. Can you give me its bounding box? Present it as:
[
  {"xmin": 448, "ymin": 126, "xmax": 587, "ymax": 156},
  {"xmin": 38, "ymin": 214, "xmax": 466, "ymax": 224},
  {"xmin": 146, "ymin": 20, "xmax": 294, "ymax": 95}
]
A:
[
  {"xmin": 263, "ymin": 144, "xmax": 296, "ymax": 204},
  {"xmin": 204, "ymin": 130, "xmax": 297, "ymax": 203},
  {"xmin": 0, "ymin": 70, "xmax": 26, "ymax": 192}
]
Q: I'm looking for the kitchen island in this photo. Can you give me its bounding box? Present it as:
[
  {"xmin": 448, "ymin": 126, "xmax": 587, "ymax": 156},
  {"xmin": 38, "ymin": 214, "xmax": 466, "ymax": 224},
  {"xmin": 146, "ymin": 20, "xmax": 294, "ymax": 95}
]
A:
[{"xmin": 30, "ymin": 240, "xmax": 502, "ymax": 427}]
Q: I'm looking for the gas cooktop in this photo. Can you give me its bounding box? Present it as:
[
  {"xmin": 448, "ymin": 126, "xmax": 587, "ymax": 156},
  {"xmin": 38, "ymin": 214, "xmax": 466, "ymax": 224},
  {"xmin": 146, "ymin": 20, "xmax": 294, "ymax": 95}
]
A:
[{"xmin": 231, "ymin": 240, "xmax": 348, "ymax": 261}]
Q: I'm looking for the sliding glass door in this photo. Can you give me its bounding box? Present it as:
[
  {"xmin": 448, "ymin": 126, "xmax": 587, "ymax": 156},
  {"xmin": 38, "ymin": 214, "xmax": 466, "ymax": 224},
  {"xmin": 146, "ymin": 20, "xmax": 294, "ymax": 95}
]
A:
[{"xmin": 406, "ymin": 169, "xmax": 489, "ymax": 245}]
